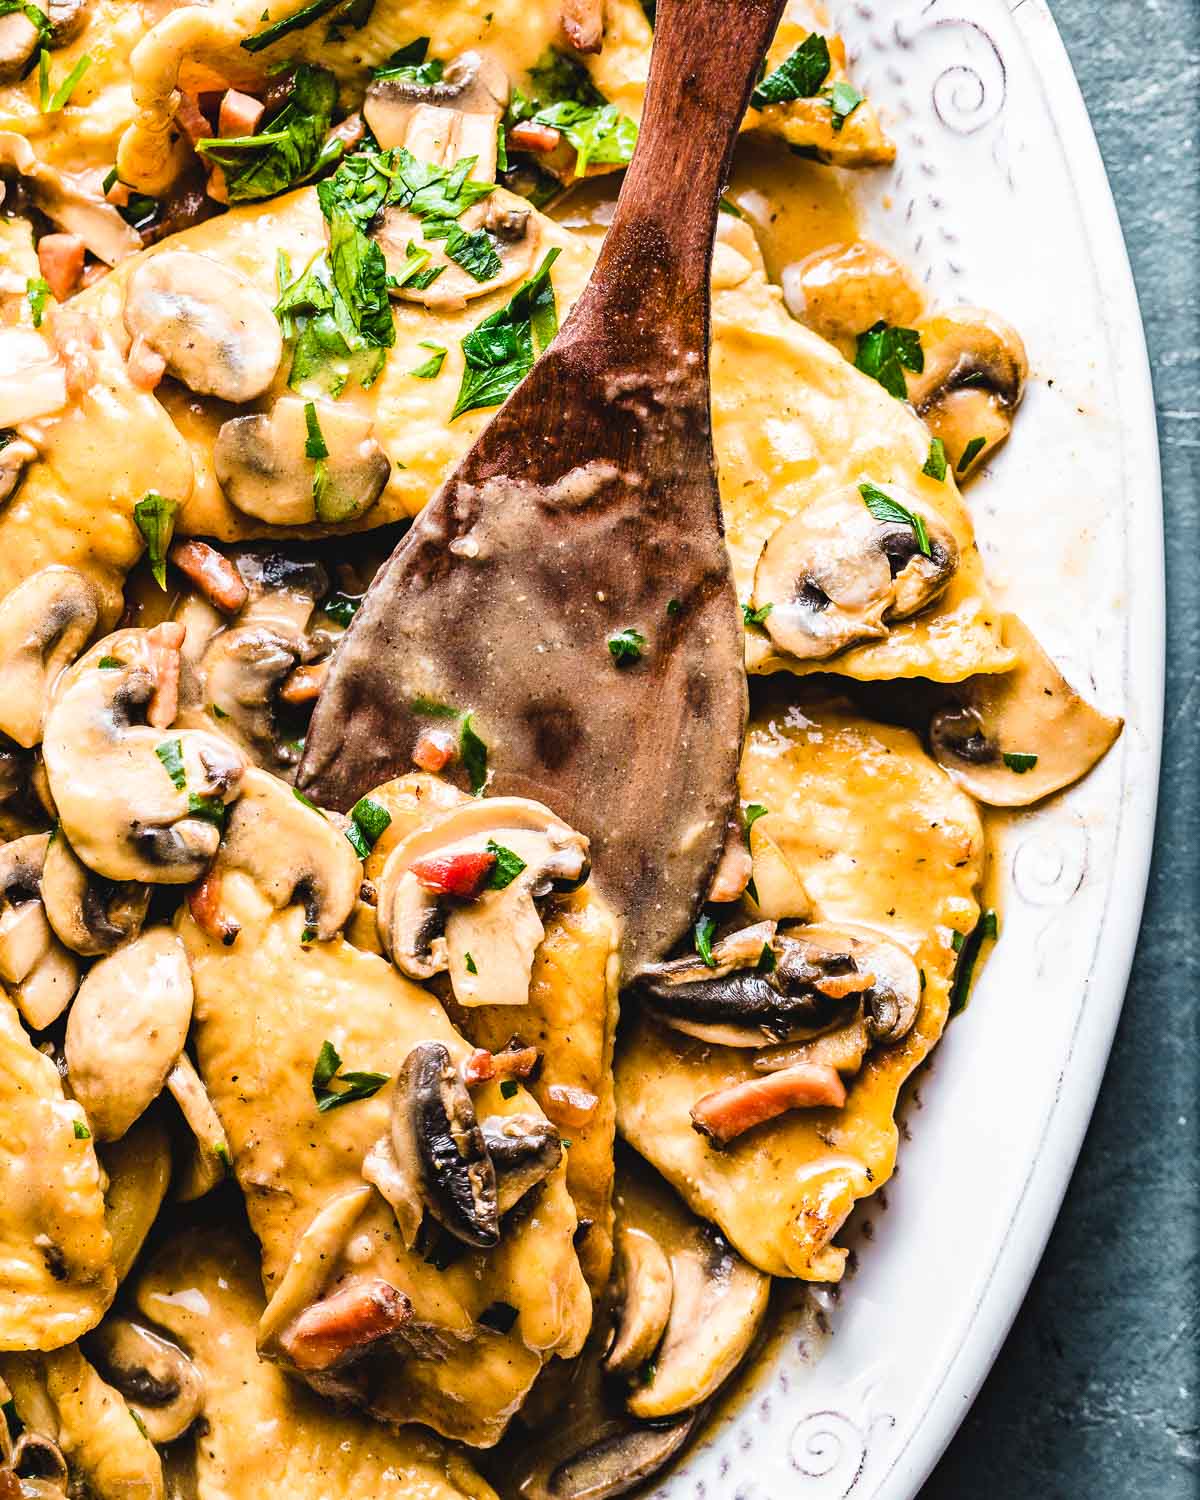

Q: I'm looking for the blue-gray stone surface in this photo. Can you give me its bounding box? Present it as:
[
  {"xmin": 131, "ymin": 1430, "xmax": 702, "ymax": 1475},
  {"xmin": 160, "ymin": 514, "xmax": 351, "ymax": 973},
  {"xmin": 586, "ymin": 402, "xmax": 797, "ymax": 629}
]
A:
[{"xmin": 921, "ymin": 1, "xmax": 1199, "ymax": 1495}]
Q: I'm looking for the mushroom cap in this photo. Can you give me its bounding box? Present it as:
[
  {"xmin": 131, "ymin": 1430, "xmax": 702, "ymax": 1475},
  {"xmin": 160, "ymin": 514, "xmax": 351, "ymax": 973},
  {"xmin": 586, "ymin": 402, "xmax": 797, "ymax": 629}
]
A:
[
  {"xmin": 391, "ymin": 1040, "xmax": 499, "ymax": 1248},
  {"xmin": 929, "ymin": 613, "xmax": 1123, "ymax": 806},
  {"xmin": 215, "ymin": 397, "xmax": 391, "ymax": 528},
  {"xmin": 752, "ymin": 484, "xmax": 958, "ymax": 662},
  {"xmin": 363, "ymin": 51, "xmax": 509, "ymax": 180},
  {"xmin": 42, "ymin": 630, "xmax": 247, "ymax": 884},
  {"xmin": 64, "ymin": 927, "xmax": 193, "ymax": 1141},
  {"xmin": 41, "ymin": 828, "xmax": 150, "ymax": 956},
  {"xmin": 204, "ymin": 766, "xmax": 362, "ymax": 941},
  {"xmin": 480, "ymin": 1111, "xmax": 563, "ymax": 1215},
  {"xmin": 374, "ymin": 191, "xmax": 541, "ymax": 312},
  {"xmin": 165, "ymin": 1051, "xmax": 231, "ymax": 1203},
  {"xmin": 377, "ymin": 796, "xmax": 589, "ymax": 1007},
  {"xmin": 0, "ymin": 566, "xmax": 99, "ymax": 749},
  {"xmin": 544, "ymin": 1416, "xmax": 696, "ymax": 1500},
  {"xmin": 0, "ymin": 830, "xmax": 80, "ymax": 1030},
  {"xmin": 0, "ymin": 323, "xmax": 68, "ymax": 427},
  {"xmin": 604, "ymin": 1225, "xmax": 673, "ymax": 1377},
  {"xmin": 99, "ymin": 1111, "xmax": 172, "ymax": 1282},
  {"xmin": 87, "ymin": 1316, "xmax": 205, "ymax": 1445},
  {"xmin": 781, "ymin": 240, "xmax": 922, "ymax": 353},
  {"xmin": 123, "ymin": 249, "xmax": 282, "ymax": 404}
]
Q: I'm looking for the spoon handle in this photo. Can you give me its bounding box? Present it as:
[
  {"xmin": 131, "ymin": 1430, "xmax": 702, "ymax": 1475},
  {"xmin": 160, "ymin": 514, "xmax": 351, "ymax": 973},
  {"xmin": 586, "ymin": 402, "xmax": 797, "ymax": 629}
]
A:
[{"xmin": 563, "ymin": 0, "xmax": 787, "ymax": 359}]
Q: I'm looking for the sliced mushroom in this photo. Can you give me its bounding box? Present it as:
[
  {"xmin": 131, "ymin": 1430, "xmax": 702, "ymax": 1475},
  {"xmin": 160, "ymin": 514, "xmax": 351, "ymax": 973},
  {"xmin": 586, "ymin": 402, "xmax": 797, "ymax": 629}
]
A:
[
  {"xmin": 545, "ymin": 1418, "xmax": 696, "ymax": 1500},
  {"xmin": 0, "ymin": 11, "xmax": 40, "ymax": 81},
  {"xmin": 627, "ymin": 1229, "xmax": 769, "ymax": 1419},
  {"xmin": 258, "ymin": 1185, "xmax": 374, "ymax": 1349},
  {"xmin": 752, "ymin": 484, "xmax": 958, "ymax": 662},
  {"xmin": 0, "ymin": 434, "xmax": 37, "ymax": 505},
  {"xmin": 0, "ymin": 566, "xmax": 98, "ymax": 749},
  {"xmin": 904, "ymin": 306, "xmax": 1028, "ymax": 477},
  {"xmin": 373, "ymin": 188, "xmax": 540, "ymax": 311},
  {"xmin": 65, "ymin": 927, "xmax": 193, "ymax": 1141},
  {"xmin": 41, "ymin": 828, "xmax": 149, "ymax": 955},
  {"xmin": 100, "ymin": 1111, "xmax": 172, "ymax": 1281},
  {"xmin": 481, "ymin": 1112, "xmax": 562, "ymax": 1214},
  {"xmin": 0, "ymin": 326, "xmax": 67, "ymax": 429},
  {"xmin": 391, "ymin": 1041, "xmax": 498, "ymax": 1248},
  {"xmin": 165, "ymin": 1052, "xmax": 230, "ymax": 1202},
  {"xmin": 123, "ymin": 250, "xmax": 282, "ymax": 404},
  {"xmin": 87, "ymin": 1318, "xmax": 204, "ymax": 1445},
  {"xmin": 752, "ymin": 1017, "xmax": 870, "ymax": 1077},
  {"xmin": 377, "ymin": 796, "xmax": 589, "ymax": 1008},
  {"xmin": 604, "ymin": 1226, "xmax": 673, "ymax": 1376},
  {"xmin": 193, "ymin": 767, "xmax": 361, "ymax": 944},
  {"xmin": 364, "ymin": 50, "xmax": 509, "ymax": 179},
  {"xmin": 781, "ymin": 241, "xmax": 922, "ymax": 353},
  {"xmin": 8, "ymin": 1433, "xmax": 70, "ymax": 1495},
  {"xmin": 0, "ymin": 832, "xmax": 79, "ymax": 1030},
  {"xmin": 0, "ymin": 134, "xmax": 141, "ymax": 266},
  {"xmin": 929, "ymin": 613, "xmax": 1123, "ymax": 805},
  {"xmin": 214, "ymin": 396, "xmax": 389, "ymax": 526},
  {"xmin": 42, "ymin": 630, "xmax": 246, "ymax": 884}
]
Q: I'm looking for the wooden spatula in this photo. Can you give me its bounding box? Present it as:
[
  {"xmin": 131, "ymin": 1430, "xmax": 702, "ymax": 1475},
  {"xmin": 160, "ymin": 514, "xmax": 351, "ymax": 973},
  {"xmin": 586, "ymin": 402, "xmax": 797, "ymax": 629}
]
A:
[{"xmin": 299, "ymin": 0, "xmax": 787, "ymax": 971}]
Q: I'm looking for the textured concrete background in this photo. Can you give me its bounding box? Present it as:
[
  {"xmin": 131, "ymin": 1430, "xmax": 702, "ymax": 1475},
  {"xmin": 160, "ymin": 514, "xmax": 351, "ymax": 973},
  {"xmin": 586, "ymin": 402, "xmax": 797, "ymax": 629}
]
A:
[{"xmin": 921, "ymin": 2, "xmax": 1200, "ymax": 1496}]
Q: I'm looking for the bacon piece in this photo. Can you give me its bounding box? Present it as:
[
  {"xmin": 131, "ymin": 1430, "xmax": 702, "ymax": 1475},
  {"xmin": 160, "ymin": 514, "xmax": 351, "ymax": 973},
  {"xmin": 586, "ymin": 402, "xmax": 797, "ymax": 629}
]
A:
[
  {"xmin": 278, "ymin": 1279, "xmax": 411, "ymax": 1372},
  {"xmin": 188, "ymin": 872, "xmax": 240, "ymax": 946},
  {"xmin": 144, "ymin": 620, "xmax": 185, "ymax": 728},
  {"xmin": 462, "ymin": 1044, "xmax": 540, "ymax": 1088},
  {"xmin": 126, "ymin": 332, "xmax": 167, "ymax": 391},
  {"xmin": 168, "ymin": 538, "xmax": 248, "ymax": 615},
  {"xmin": 462, "ymin": 1048, "xmax": 496, "ymax": 1086},
  {"xmin": 279, "ymin": 661, "xmax": 327, "ymax": 705},
  {"xmin": 177, "ymin": 92, "xmax": 213, "ymax": 145},
  {"xmin": 544, "ymin": 1082, "xmax": 599, "ymax": 1128},
  {"xmin": 412, "ymin": 726, "xmax": 456, "ymax": 772},
  {"xmin": 690, "ymin": 1064, "xmax": 846, "ymax": 1149},
  {"xmin": 508, "ymin": 121, "xmax": 562, "ymax": 154},
  {"xmin": 36, "ymin": 233, "xmax": 85, "ymax": 301},
  {"xmin": 410, "ymin": 849, "xmax": 495, "ymax": 898},
  {"xmin": 560, "ymin": 0, "xmax": 604, "ymax": 53},
  {"xmin": 218, "ymin": 88, "xmax": 265, "ymax": 137}
]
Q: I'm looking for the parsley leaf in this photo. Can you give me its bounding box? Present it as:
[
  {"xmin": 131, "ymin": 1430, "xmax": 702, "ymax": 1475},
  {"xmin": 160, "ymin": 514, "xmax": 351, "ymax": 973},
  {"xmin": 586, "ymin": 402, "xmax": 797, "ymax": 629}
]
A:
[
  {"xmin": 742, "ymin": 601, "xmax": 772, "ymax": 626},
  {"xmin": 528, "ymin": 99, "xmax": 637, "ymax": 176},
  {"xmin": 854, "ymin": 320, "xmax": 924, "ymax": 401},
  {"xmin": 134, "ymin": 491, "xmax": 178, "ymax": 587},
  {"xmin": 694, "ymin": 914, "xmax": 717, "ymax": 968},
  {"xmin": 827, "ymin": 79, "xmax": 863, "ymax": 131},
  {"xmin": 324, "ymin": 591, "xmax": 361, "ymax": 626},
  {"xmin": 26, "ymin": 275, "xmax": 51, "ymax": 327},
  {"xmin": 949, "ymin": 908, "xmax": 998, "ymax": 1016},
  {"xmin": 1002, "ymin": 751, "xmax": 1038, "ymax": 774},
  {"xmin": 97, "ymin": 655, "xmax": 122, "ymax": 670},
  {"xmin": 486, "ymin": 839, "xmax": 527, "ymax": 889},
  {"xmin": 410, "ymin": 341, "xmax": 447, "ymax": 378},
  {"xmin": 345, "ymin": 795, "xmax": 391, "ymax": 857},
  {"xmin": 958, "ymin": 435, "xmax": 987, "ymax": 473},
  {"xmin": 922, "ymin": 437, "xmax": 948, "ymax": 482},
  {"xmin": 372, "ymin": 35, "xmax": 441, "ymax": 83},
  {"xmin": 460, "ymin": 713, "xmax": 488, "ymax": 795},
  {"xmin": 499, "ymin": 1077, "xmax": 518, "ymax": 1099},
  {"xmin": 155, "ymin": 738, "xmax": 186, "ymax": 791},
  {"xmin": 742, "ymin": 802, "xmax": 768, "ymax": 847},
  {"xmin": 72, "ymin": 1118, "xmax": 91, "ymax": 1140},
  {"xmin": 465, "ymin": 951, "xmax": 478, "ymax": 974},
  {"xmin": 311, "ymin": 1038, "xmax": 390, "ymax": 1111},
  {"xmin": 187, "ymin": 792, "xmax": 226, "ymax": 827},
  {"xmin": 38, "ymin": 48, "xmax": 90, "ymax": 112},
  {"xmin": 197, "ymin": 64, "xmax": 340, "ymax": 202},
  {"xmin": 607, "ymin": 627, "xmax": 646, "ymax": 665},
  {"xmin": 303, "ymin": 399, "xmax": 328, "ymax": 459},
  {"xmin": 243, "ymin": 0, "xmax": 355, "ymax": 52},
  {"xmin": 859, "ymin": 482, "xmax": 931, "ymax": 558},
  {"xmin": 452, "ymin": 248, "xmax": 560, "ymax": 419},
  {"xmin": 751, "ymin": 33, "xmax": 831, "ymax": 109}
]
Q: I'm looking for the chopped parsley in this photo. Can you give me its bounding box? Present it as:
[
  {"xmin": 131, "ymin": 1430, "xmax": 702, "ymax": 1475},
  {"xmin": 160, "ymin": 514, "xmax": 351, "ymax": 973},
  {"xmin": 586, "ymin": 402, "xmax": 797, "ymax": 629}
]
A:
[
  {"xmin": 958, "ymin": 435, "xmax": 987, "ymax": 472},
  {"xmin": 410, "ymin": 341, "xmax": 447, "ymax": 379},
  {"xmin": 451, "ymin": 248, "xmax": 560, "ymax": 419},
  {"xmin": 133, "ymin": 491, "xmax": 179, "ymax": 588},
  {"xmin": 345, "ymin": 794, "xmax": 392, "ymax": 857},
  {"xmin": 72, "ymin": 1118, "xmax": 90, "ymax": 1140},
  {"xmin": 499, "ymin": 1077, "xmax": 518, "ymax": 1099},
  {"xmin": 756, "ymin": 942, "xmax": 776, "ymax": 973},
  {"xmin": 1002, "ymin": 751, "xmax": 1039, "ymax": 774},
  {"xmin": 26, "ymin": 276, "xmax": 51, "ymax": 327},
  {"xmin": 215, "ymin": 1141, "xmax": 233, "ymax": 1170},
  {"xmin": 742, "ymin": 802, "xmax": 768, "ymax": 846},
  {"xmin": 854, "ymin": 320, "xmax": 924, "ymax": 401},
  {"xmin": 607, "ymin": 627, "xmax": 646, "ymax": 666},
  {"xmin": 300, "ymin": 924, "xmax": 318, "ymax": 945},
  {"xmin": 465, "ymin": 951, "xmax": 478, "ymax": 974},
  {"xmin": 694, "ymin": 914, "xmax": 717, "ymax": 968},
  {"xmin": 187, "ymin": 792, "xmax": 227, "ymax": 827},
  {"xmin": 292, "ymin": 786, "xmax": 323, "ymax": 814},
  {"xmin": 949, "ymin": 908, "xmax": 999, "ymax": 1016},
  {"xmin": 155, "ymin": 738, "xmax": 186, "ymax": 791},
  {"xmin": 666, "ymin": 598, "xmax": 681, "ymax": 616},
  {"xmin": 742, "ymin": 601, "xmax": 772, "ymax": 627},
  {"xmin": 922, "ymin": 437, "xmax": 948, "ymax": 482},
  {"xmin": 486, "ymin": 839, "xmax": 527, "ymax": 889},
  {"xmin": 324, "ymin": 592, "xmax": 362, "ymax": 626},
  {"xmin": 303, "ymin": 399, "xmax": 330, "ymax": 511},
  {"xmin": 411, "ymin": 694, "xmax": 458, "ymax": 717},
  {"xmin": 196, "ymin": 64, "xmax": 341, "ymax": 202},
  {"xmin": 460, "ymin": 713, "xmax": 488, "ymax": 795},
  {"xmin": 97, "ymin": 656, "xmax": 122, "ymax": 670},
  {"xmin": 859, "ymin": 482, "xmax": 932, "ymax": 559},
  {"xmin": 507, "ymin": 49, "xmax": 637, "ymax": 177},
  {"xmin": 371, "ymin": 35, "xmax": 442, "ymax": 84},
  {"xmin": 242, "ymin": 0, "xmax": 367, "ymax": 52},
  {"xmin": 311, "ymin": 1039, "xmax": 390, "ymax": 1112},
  {"xmin": 827, "ymin": 79, "xmax": 864, "ymax": 131},
  {"xmin": 751, "ymin": 33, "xmax": 831, "ymax": 109},
  {"xmin": 38, "ymin": 48, "xmax": 90, "ymax": 112}
]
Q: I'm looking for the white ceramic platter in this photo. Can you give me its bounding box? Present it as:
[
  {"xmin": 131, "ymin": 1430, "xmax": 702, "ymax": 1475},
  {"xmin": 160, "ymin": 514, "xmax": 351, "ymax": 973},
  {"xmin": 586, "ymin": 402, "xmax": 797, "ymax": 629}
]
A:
[{"xmin": 654, "ymin": 2, "xmax": 1164, "ymax": 1497}]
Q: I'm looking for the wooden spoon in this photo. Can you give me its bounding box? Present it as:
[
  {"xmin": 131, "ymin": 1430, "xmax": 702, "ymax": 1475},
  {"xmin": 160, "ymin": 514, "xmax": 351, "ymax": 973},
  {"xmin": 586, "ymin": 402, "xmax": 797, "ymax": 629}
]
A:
[{"xmin": 299, "ymin": 0, "xmax": 786, "ymax": 971}]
